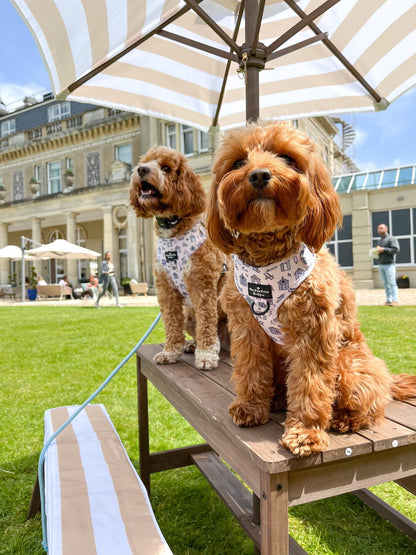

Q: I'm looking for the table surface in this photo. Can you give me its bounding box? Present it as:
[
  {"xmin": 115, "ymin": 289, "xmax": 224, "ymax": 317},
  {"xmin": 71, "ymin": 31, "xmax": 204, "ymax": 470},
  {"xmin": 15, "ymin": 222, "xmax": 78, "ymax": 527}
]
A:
[{"xmin": 137, "ymin": 344, "xmax": 416, "ymax": 503}]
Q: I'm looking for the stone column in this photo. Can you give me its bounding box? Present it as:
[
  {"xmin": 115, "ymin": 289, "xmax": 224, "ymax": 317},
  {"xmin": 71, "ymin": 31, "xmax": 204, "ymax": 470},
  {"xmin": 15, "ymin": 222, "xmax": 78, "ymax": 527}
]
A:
[
  {"xmin": 351, "ymin": 191, "xmax": 374, "ymax": 288},
  {"xmin": 31, "ymin": 217, "xmax": 43, "ymax": 279},
  {"xmin": 65, "ymin": 211, "xmax": 78, "ymax": 284},
  {"xmin": 0, "ymin": 221, "xmax": 9, "ymax": 285},
  {"xmin": 127, "ymin": 206, "xmax": 139, "ymax": 280}
]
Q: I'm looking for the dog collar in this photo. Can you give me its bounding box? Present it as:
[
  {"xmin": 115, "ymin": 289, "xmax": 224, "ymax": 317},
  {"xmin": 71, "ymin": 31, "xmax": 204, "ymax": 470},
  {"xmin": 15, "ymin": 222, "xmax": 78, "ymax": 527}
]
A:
[
  {"xmin": 233, "ymin": 244, "xmax": 315, "ymax": 344},
  {"xmin": 156, "ymin": 215, "xmax": 182, "ymax": 229}
]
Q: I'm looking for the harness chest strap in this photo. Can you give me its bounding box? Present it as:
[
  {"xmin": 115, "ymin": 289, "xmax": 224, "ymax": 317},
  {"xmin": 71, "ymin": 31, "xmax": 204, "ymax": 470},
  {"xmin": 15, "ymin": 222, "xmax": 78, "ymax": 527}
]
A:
[
  {"xmin": 233, "ymin": 244, "xmax": 316, "ymax": 344},
  {"xmin": 156, "ymin": 221, "xmax": 207, "ymax": 297}
]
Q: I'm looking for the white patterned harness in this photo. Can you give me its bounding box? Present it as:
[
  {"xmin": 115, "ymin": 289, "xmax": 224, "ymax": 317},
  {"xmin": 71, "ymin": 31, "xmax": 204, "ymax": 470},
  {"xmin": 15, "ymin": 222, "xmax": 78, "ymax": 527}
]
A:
[
  {"xmin": 233, "ymin": 244, "xmax": 315, "ymax": 344},
  {"xmin": 156, "ymin": 221, "xmax": 207, "ymax": 297}
]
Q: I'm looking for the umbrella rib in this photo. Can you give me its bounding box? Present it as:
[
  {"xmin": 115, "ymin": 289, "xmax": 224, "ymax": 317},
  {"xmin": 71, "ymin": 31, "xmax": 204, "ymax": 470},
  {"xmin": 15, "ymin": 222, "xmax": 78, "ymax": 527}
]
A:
[
  {"xmin": 67, "ymin": 1, "xmax": 203, "ymax": 93},
  {"xmin": 268, "ymin": 33, "xmax": 328, "ymax": 62},
  {"xmin": 251, "ymin": 0, "xmax": 266, "ymax": 55},
  {"xmin": 182, "ymin": 0, "xmax": 241, "ymax": 56},
  {"xmin": 158, "ymin": 30, "xmax": 238, "ymax": 63},
  {"xmin": 266, "ymin": 0, "xmax": 340, "ymax": 57},
  {"xmin": 213, "ymin": 0, "xmax": 245, "ymax": 128},
  {"xmin": 283, "ymin": 0, "xmax": 383, "ymax": 104}
]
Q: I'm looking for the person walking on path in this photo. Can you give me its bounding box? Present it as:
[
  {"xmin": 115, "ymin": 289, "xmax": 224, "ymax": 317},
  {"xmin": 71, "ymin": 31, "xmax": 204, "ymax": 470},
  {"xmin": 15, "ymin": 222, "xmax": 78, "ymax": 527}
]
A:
[
  {"xmin": 95, "ymin": 251, "xmax": 123, "ymax": 308},
  {"xmin": 376, "ymin": 223, "xmax": 400, "ymax": 306}
]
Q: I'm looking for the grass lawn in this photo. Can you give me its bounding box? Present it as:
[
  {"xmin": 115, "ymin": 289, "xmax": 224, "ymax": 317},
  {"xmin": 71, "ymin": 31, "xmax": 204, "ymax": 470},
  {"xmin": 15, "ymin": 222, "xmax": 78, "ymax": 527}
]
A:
[{"xmin": 0, "ymin": 304, "xmax": 415, "ymax": 554}]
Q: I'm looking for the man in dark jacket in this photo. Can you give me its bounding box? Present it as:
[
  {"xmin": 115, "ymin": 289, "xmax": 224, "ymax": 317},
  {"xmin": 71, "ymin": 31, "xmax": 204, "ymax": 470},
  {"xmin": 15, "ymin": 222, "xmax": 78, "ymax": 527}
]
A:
[{"xmin": 376, "ymin": 223, "xmax": 400, "ymax": 306}]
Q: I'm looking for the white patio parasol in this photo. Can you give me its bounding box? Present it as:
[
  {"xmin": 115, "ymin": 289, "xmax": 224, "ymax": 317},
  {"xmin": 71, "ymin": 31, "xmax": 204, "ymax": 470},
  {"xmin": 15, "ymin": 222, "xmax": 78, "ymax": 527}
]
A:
[
  {"xmin": 26, "ymin": 239, "xmax": 101, "ymax": 260},
  {"xmin": 11, "ymin": 0, "xmax": 416, "ymax": 129},
  {"xmin": 0, "ymin": 245, "xmax": 24, "ymax": 259}
]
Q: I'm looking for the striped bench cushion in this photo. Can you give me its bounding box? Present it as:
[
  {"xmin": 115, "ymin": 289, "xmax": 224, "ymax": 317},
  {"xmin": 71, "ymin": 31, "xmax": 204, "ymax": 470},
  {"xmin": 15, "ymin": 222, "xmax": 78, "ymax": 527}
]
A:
[{"xmin": 44, "ymin": 404, "xmax": 172, "ymax": 555}]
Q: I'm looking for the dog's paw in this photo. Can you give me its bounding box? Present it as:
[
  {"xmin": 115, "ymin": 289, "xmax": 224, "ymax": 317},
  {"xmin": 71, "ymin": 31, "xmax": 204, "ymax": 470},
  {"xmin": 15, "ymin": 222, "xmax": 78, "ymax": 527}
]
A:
[
  {"xmin": 194, "ymin": 342, "xmax": 220, "ymax": 371},
  {"xmin": 154, "ymin": 349, "xmax": 181, "ymax": 365},
  {"xmin": 183, "ymin": 340, "xmax": 196, "ymax": 354},
  {"xmin": 280, "ymin": 426, "xmax": 329, "ymax": 457},
  {"xmin": 229, "ymin": 398, "xmax": 270, "ymax": 427}
]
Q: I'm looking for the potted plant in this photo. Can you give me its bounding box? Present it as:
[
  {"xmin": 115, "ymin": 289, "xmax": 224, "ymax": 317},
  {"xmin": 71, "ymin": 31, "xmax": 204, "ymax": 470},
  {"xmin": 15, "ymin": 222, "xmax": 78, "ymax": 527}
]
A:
[
  {"xmin": 121, "ymin": 277, "xmax": 132, "ymax": 295},
  {"xmin": 27, "ymin": 266, "xmax": 38, "ymax": 301},
  {"xmin": 8, "ymin": 273, "xmax": 17, "ymax": 288}
]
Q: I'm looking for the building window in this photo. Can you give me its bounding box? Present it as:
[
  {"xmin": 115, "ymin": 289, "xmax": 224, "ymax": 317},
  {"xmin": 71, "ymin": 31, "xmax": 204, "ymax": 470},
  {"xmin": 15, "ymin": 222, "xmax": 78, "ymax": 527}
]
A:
[
  {"xmin": 198, "ymin": 131, "xmax": 209, "ymax": 152},
  {"xmin": 65, "ymin": 157, "xmax": 73, "ymax": 171},
  {"xmin": 47, "ymin": 162, "xmax": 61, "ymax": 193},
  {"xmin": 86, "ymin": 151, "xmax": 100, "ymax": 187},
  {"xmin": 181, "ymin": 125, "xmax": 194, "ymax": 155},
  {"xmin": 327, "ymin": 214, "xmax": 353, "ymax": 267},
  {"xmin": 372, "ymin": 210, "xmax": 415, "ymax": 265},
  {"xmin": 34, "ymin": 165, "xmax": 43, "ymax": 195},
  {"xmin": 115, "ymin": 143, "xmax": 132, "ymax": 167},
  {"xmin": 118, "ymin": 228, "xmax": 128, "ymax": 280},
  {"xmin": 48, "ymin": 102, "xmax": 71, "ymax": 122},
  {"xmin": 1, "ymin": 119, "xmax": 16, "ymax": 137},
  {"xmin": 166, "ymin": 123, "xmax": 176, "ymax": 149}
]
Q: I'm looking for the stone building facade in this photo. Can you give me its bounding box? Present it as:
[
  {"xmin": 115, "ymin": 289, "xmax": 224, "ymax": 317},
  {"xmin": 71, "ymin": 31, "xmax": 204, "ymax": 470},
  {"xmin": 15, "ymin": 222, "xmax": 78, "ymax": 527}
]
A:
[
  {"xmin": 330, "ymin": 167, "xmax": 416, "ymax": 289},
  {"xmin": 0, "ymin": 96, "xmax": 353, "ymax": 292}
]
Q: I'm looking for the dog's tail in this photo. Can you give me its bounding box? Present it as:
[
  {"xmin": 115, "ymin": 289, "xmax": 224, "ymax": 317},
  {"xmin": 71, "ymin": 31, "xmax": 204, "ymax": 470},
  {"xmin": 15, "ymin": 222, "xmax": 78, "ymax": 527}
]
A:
[{"xmin": 391, "ymin": 373, "xmax": 416, "ymax": 401}]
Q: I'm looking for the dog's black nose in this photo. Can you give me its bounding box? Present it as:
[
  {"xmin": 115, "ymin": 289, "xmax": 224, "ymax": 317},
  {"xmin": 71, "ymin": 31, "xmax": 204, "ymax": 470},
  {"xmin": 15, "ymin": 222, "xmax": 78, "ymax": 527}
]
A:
[
  {"xmin": 249, "ymin": 169, "xmax": 271, "ymax": 189},
  {"xmin": 137, "ymin": 165, "xmax": 150, "ymax": 178}
]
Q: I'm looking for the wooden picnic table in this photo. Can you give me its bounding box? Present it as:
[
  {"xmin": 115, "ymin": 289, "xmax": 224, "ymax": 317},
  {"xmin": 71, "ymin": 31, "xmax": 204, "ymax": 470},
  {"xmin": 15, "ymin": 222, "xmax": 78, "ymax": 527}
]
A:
[{"xmin": 137, "ymin": 344, "xmax": 416, "ymax": 554}]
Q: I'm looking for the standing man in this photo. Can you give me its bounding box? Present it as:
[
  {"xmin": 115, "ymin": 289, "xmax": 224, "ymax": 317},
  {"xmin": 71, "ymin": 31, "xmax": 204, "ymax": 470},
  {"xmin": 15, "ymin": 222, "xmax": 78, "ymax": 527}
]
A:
[{"xmin": 376, "ymin": 223, "xmax": 400, "ymax": 306}]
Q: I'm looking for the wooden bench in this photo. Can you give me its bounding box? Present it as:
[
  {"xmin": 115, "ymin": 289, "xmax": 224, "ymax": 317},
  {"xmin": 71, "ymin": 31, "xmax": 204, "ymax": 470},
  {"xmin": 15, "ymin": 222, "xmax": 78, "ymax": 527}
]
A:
[
  {"xmin": 129, "ymin": 282, "xmax": 148, "ymax": 296},
  {"xmin": 37, "ymin": 285, "xmax": 73, "ymax": 300},
  {"xmin": 28, "ymin": 404, "xmax": 172, "ymax": 555},
  {"xmin": 137, "ymin": 344, "xmax": 416, "ymax": 554}
]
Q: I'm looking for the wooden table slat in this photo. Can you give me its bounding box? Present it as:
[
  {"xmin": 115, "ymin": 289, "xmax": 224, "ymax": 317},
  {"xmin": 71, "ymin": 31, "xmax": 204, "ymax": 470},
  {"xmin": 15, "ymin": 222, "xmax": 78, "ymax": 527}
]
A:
[
  {"xmin": 385, "ymin": 401, "xmax": 416, "ymax": 431},
  {"xmin": 356, "ymin": 418, "xmax": 416, "ymax": 451}
]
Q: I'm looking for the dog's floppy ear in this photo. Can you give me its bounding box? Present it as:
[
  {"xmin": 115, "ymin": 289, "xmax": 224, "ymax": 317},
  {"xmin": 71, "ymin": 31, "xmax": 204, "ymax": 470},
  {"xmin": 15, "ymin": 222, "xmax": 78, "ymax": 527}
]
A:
[
  {"xmin": 206, "ymin": 177, "xmax": 235, "ymax": 254},
  {"xmin": 178, "ymin": 159, "xmax": 207, "ymax": 215},
  {"xmin": 299, "ymin": 154, "xmax": 342, "ymax": 251}
]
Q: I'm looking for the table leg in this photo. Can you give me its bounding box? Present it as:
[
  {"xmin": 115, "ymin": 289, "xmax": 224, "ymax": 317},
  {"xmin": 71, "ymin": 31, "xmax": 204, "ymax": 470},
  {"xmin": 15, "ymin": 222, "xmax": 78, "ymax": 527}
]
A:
[
  {"xmin": 253, "ymin": 493, "xmax": 261, "ymax": 555},
  {"xmin": 137, "ymin": 357, "xmax": 150, "ymax": 494},
  {"xmin": 260, "ymin": 472, "xmax": 289, "ymax": 555}
]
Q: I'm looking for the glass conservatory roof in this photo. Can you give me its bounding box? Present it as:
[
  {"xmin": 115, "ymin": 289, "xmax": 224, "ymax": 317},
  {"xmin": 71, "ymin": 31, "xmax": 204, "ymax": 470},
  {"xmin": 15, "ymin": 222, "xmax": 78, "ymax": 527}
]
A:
[{"xmin": 332, "ymin": 164, "xmax": 416, "ymax": 194}]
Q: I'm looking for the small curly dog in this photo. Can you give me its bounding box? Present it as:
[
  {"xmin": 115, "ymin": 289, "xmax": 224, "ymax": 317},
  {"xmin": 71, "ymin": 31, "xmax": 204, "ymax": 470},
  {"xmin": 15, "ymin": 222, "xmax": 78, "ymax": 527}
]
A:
[
  {"xmin": 130, "ymin": 146, "xmax": 227, "ymax": 370},
  {"xmin": 206, "ymin": 121, "xmax": 416, "ymax": 457}
]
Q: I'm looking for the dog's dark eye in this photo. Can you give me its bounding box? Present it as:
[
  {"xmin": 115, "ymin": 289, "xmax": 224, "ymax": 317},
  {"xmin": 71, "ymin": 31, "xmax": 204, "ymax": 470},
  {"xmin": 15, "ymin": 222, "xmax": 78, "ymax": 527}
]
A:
[
  {"xmin": 162, "ymin": 165, "xmax": 171, "ymax": 174},
  {"xmin": 232, "ymin": 159, "xmax": 245, "ymax": 170},
  {"xmin": 280, "ymin": 155, "xmax": 300, "ymax": 172}
]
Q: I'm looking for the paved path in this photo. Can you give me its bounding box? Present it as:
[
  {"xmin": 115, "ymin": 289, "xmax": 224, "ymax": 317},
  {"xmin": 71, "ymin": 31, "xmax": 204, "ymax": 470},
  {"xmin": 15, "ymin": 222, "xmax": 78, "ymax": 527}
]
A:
[{"xmin": 2, "ymin": 289, "xmax": 416, "ymax": 307}]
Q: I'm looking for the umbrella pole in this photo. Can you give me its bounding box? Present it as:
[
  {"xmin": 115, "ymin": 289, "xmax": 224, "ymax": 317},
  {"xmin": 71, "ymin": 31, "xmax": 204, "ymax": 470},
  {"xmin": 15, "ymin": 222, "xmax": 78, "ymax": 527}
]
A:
[{"xmin": 244, "ymin": 0, "xmax": 264, "ymax": 124}]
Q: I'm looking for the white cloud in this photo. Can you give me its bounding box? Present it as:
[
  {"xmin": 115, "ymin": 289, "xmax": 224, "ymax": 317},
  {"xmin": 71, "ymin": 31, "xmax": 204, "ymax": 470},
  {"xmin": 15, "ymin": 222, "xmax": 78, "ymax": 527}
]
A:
[{"xmin": 0, "ymin": 81, "xmax": 47, "ymax": 107}]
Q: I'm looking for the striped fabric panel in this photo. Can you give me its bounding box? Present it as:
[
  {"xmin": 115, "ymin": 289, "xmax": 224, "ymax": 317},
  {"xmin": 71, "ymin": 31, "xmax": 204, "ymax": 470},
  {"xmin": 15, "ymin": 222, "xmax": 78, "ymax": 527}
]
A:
[
  {"xmin": 44, "ymin": 405, "xmax": 172, "ymax": 555},
  {"xmin": 13, "ymin": 0, "xmax": 416, "ymax": 129}
]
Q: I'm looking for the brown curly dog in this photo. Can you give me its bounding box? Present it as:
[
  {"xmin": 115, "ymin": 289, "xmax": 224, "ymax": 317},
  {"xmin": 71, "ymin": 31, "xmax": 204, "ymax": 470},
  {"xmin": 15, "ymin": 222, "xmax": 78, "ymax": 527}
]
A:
[
  {"xmin": 130, "ymin": 146, "xmax": 228, "ymax": 370},
  {"xmin": 206, "ymin": 121, "xmax": 416, "ymax": 456}
]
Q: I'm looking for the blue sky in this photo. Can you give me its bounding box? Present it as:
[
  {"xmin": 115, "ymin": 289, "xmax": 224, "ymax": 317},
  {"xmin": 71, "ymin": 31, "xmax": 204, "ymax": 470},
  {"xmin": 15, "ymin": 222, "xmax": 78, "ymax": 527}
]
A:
[{"xmin": 1, "ymin": 1, "xmax": 416, "ymax": 173}]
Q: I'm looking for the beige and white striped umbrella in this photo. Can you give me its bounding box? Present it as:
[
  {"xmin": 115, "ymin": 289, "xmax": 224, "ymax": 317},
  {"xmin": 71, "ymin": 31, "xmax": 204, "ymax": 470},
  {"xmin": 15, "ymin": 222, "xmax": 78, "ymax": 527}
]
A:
[{"xmin": 12, "ymin": 0, "xmax": 416, "ymax": 131}]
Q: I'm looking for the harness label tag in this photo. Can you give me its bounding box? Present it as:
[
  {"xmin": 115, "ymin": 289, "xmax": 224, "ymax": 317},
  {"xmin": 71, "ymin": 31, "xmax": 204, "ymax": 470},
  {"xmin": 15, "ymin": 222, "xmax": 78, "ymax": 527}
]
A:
[
  {"xmin": 165, "ymin": 250, "xmax": 178, "ymax": 262},
  {"xmin": 248, "ymin": 282, "xmax": 272, "ymax": 299}
]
